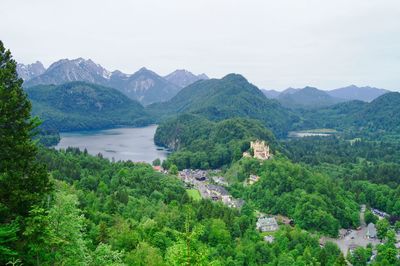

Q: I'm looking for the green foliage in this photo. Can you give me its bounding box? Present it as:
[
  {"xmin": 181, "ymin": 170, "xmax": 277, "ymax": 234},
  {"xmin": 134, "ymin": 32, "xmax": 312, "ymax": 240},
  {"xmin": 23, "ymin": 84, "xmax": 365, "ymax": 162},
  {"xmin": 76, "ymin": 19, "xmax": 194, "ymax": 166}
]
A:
[
  {"xmin": 125, "ymin": 242, "xmax": 163, "ymax": 266},
  {"xmin": 376, "ymin": 218, "xmax": 390, "ymax": 240},
  {"xmin": 283, "ymin": 136, "xmax": 400, "ymax": 168},
  {"xmin": 91, "ymin": 243, "xmax": 125, "ymax": 266},
  {"xmin": 284, "ymin": 136, "xmax": 400, "ymax": 217},
  {"xmin": 395, "ymin": 221, "xmax": 400, "ymax": 232},
  {"xmin": 156, "ymin": 114, "xmax": 276, "ymax": 169},
  {"xmin": 375, "ymin": 230, "xmax": 398, "ymax": 264},
  {"xmin": 169, "ymin": 164, "xmax": 178, "ymax": 175},
  {"xmin": 364, "ymin": 209, "xmax": 378, "ymax": 225},
  {"xmin": 231, "ymin": 156, "xmax": 360, "ymax": 236},
  {"xmin": 347, "ymin": 246, "xmax": 372, "ymax": 266},
  {"xmin": 0, "ymin": 222, "xmax": 18, "ymax": 261},
  {"xmin": 27, "ymin": 146, "xmax": 347, "ymax": 265},
  {"xmin": 34, "ymin": 128, "xmax": 60, "ymax": 147},
  {"xmin": 296, "ymin": 92, "xmax": 400, "ymax": 138},
  {"xmin": 186, "ymin": 189, "xmax": 201, "ymax": 201},
  {"xmin": 152, "ymin": 158, "xmax": 161, "ymax": 166},
  {"xmin": 0, "ymin": 40, "xmax": 51, "ymax": 263}
]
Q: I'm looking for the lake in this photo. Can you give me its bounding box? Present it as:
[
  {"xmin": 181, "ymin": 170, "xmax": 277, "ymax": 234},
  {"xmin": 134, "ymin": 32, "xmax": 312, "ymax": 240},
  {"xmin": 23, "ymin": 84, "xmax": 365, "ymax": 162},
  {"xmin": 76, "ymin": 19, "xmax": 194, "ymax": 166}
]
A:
[
  {"xmin": 56, "ymin": 125, "xmax": 169, "ymax": 163},
  {"xmin": 288, "ymin": 129, "xmax": 337, "ymax": 138}
]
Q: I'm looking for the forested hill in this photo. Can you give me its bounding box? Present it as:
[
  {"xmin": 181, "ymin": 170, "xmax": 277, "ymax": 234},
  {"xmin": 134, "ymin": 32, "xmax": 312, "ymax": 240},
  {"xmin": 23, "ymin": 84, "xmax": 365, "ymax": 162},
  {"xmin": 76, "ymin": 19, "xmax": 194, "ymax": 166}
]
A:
[
  {"xmin": 155, "ymin": 114, "xmax": 277, "ymax": 169},
  {"xmin": 147, "ymin": 74, "xmax": 299, "ymax": 137},
  {"xmin": 277, "ymin": 86, "xmax": 345, "ymax": 109},
  {"xmin": 298, "ymin": 92, "xmax": 400, "ymax": 138},
  {"xmin": 26, "ymin": 81, "xmax": 152, "ymax": 131},
  {"xmin": 355, "ymin": 92, "xmax": 400, "ymax": 132}
]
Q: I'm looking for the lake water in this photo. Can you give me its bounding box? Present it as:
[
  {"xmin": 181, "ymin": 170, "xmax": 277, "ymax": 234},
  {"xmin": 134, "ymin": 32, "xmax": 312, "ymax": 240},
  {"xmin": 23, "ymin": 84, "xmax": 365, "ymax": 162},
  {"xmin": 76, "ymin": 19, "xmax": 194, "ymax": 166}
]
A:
[
  {"xmin": 56, "ymin": 125, "xmax": 169, "ymax": 163},
  {"xmin": 288, "ymin": 132, "xmax": 332, "ymax": 138}
]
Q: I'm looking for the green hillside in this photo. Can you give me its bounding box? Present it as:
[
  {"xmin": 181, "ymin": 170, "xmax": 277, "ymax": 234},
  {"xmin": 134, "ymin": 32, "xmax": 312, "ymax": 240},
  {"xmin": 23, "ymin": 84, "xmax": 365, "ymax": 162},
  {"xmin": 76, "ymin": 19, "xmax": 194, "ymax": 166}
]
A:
[
  {"xmin": 148, "ymin": 74, "xmax": 299, "ymax": 137},
  {"xmin": 297, "ymin": 92, "xmax": 400, "ymax": 139},
  {"xmin": 155, "ymin": 113, "xmax": 277, "ymax": 169},
  {"xmin": 26, "ymin": 81, "xmax": 152, "ymax": 131},
  {"xmin": 277, "ymin": 86, "xmax": 344, "ymax": 109}
]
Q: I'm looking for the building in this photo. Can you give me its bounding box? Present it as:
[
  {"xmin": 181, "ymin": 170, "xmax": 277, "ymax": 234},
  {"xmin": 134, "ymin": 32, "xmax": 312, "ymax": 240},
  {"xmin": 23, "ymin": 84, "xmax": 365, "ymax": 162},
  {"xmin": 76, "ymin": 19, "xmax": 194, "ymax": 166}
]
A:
[
  {"xmin": 264, "ymin": 235, "xmax": 275, "ymax": 243},
  {"xmin": 251, "ymin": 140, "xmax": 271, "ymax": 160},
  {"xmin": 366, "ymin": 223, "xmax": 377, "ymax": 239},
  {"xmin": 247, "ymin": 174, "xmax": 260, "ymax": 185},
  {"xmin": 221, "ymin": 196, "xmax": 245, "ymax": 209},
  {"xmin": 205, "ymin": 184, "xmax": 229, "ymax": 198},
  {"xmin": 243, "ymin": 140, "xmax": 271, "ymax": 160},
  {"xmin": 212, "ymin": 176, "xmax": 228, "ymax": 186},
  {"xmin": 256, "ymin": 217, "xmax": 279, "ymax": 232},
  {"xmin": 153, "ymin": 165, "xmax": 162, "ymax": 172}
]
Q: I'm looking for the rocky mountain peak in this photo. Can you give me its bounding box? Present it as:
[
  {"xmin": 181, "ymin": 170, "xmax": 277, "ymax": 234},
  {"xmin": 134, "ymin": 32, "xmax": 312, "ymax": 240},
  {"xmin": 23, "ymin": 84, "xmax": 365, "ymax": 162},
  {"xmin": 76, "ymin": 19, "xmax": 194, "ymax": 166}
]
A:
[{"xmin": 16, "ymin": 61, "xmax": 46, "ymax": 81}]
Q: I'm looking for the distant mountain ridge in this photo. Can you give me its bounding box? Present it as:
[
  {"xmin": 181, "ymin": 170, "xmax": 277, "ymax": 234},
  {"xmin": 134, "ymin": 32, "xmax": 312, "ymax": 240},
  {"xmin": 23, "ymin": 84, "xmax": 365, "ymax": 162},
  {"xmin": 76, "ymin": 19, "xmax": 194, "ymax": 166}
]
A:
[
  {"xmin": 25, "ymin": 58, "xmax": 111, "ymax": 87},
  {"xmin": 262, "ymin": 85, "xmax": 391, "ymax": 108},
  {"xmin": 261, "ymin": 89, "xmax": 280, "ymax": 99},
  {"xmin": 17, "ymin": 61, "xmax": 46, "ymax": 81},
  {"xmin": 277, "ymin": 86, "xmax": 345, "ymax": 109},
  {"xmin": 327, "ymin": 85, "xmax": 389, "ymax": 102},
  {"xmin": 26, "ymin": 81, "xmax": 151, "ymax": 131},
  {"xmin": 299, "ymin": 92, "xmax": 400, "ymax": 136},
  {"xmin": 164, "ymin": 69, "xmax": 209, "ymax": 88},
  {"xmin": 23, "ymin": 58, "xmax": 207, "ymax": 105},
  {"xmin": 108, "ymin": 67, "xmax": 180, "ymax": 105}
]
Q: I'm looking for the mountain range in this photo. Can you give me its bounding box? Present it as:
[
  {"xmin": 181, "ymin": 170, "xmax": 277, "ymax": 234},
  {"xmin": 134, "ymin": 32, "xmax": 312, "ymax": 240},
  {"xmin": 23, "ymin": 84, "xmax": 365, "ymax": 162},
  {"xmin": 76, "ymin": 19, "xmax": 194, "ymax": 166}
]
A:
[
  {"xmin": 26, "ymin": 81, "xmax": 151, "ymax": 131},
  {"xmin": 276, "ymin": 86, "xmax": 345, "ymax": 109},
  {"xmin": 16, "ymin": 61, "xmax": 46, "ymax": 81},
  {"xmin": 19, "ymin": 58, "xmax": 391, "ymax": 108},
  {"xmin": 262, "ymin": 85, "xmax": 389, "ymax": 108},
  {"xmin": 327, "ymin": 85, "xmax": 389, "ymax": 102},
  {"xmin": 19, "ymin": 58, "xmax": 208, "ymax": 105},
  {"xmin": 299, "ymin": 92, "xmax": 400, "ymax": 136},
  {"xmin": 164, "ymin": 69, "xmax": 208, "ymax": 88}
]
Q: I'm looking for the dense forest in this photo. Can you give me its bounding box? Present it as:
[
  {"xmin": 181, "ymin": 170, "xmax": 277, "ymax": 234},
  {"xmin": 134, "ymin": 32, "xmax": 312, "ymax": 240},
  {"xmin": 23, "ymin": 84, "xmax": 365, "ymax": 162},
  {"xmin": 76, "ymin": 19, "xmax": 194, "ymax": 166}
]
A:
[
  {"xmin": 155, "ymin": 114, "xmax": 277, "ymax": 169},
  {"xmin": 295, "ymin": 93, "xmax": 400, "ymax": 141}
]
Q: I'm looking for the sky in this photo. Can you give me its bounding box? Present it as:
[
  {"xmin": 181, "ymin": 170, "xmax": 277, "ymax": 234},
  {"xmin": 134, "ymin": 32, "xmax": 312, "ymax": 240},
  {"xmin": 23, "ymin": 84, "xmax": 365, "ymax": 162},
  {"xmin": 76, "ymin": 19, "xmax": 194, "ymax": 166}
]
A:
[{"xmin": 1, "ymin": 0, "xmax": 400, "ymax": 91}]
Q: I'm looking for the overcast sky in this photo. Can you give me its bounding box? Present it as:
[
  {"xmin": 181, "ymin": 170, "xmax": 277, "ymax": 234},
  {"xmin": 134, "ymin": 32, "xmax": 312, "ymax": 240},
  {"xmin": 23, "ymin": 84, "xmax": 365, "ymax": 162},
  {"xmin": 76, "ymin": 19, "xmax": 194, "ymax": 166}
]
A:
[{"xmin": 1, "ymin": 0, "xmax": 399, "ymax": 91}]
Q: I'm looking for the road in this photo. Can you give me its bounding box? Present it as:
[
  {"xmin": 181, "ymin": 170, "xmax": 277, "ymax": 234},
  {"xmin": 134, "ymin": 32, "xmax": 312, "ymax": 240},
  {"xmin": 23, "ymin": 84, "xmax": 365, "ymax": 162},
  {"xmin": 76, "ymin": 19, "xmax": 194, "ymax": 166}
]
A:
[{"xmin": 321, "ymin": 205, "xmax": 380, "ymax": 256}]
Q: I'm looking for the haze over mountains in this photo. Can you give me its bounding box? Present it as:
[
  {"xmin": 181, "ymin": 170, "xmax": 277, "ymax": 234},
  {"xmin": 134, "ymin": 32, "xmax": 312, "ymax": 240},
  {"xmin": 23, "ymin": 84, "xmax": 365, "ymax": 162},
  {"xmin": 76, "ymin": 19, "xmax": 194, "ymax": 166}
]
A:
[
  {"xmin": 276, "ymin": 87, "xmax": 345, "ymax": 109},
  {"xmin": 18, "ymin": 58, "xmax": 393, "ymax": 109},
  {"xmin": 262, "ymin": 85, "xmax": 389, "ymax": 109},
  {"xmin": 327, "ymin": 85, "xmax": 389, "ymax": 102},
  {"xmin": 17, "ymin": 58, "xmax": 398, "ymax": 137},
  {"xmin": 164, "ymin": 69, "xmax": 209, "ymax": 88},
  {"xmin": 19, "ymin": 58, "xmax": 208, "ymax": 105},
  {"xmin": 14, "ymin": 57, "xmax": 400, "ymax": 143}
]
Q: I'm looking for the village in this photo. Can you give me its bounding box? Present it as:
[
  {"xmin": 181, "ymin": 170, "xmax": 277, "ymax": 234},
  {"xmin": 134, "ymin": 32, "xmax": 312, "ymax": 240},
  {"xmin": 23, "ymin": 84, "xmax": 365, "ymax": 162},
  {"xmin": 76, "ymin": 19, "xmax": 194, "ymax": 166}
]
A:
[
  {"xmin": 154, "ymin": 140, "xmax": 400, "ymax": 258},
  {"xmin": 177, "ymin": 168, "xmax": 245, "ymax": 208}
]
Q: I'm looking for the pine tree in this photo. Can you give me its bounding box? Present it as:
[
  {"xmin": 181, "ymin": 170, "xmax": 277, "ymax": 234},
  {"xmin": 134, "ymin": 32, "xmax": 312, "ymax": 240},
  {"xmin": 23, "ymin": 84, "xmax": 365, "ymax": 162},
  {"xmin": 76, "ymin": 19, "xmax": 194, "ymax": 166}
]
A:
[
  {"xmin": 0, "ymin": 40, "xmax": 50, "ymax": 218},
  {"xmin": 0, "ymin": 40, "xmax": 51, "ymax": 262}
]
